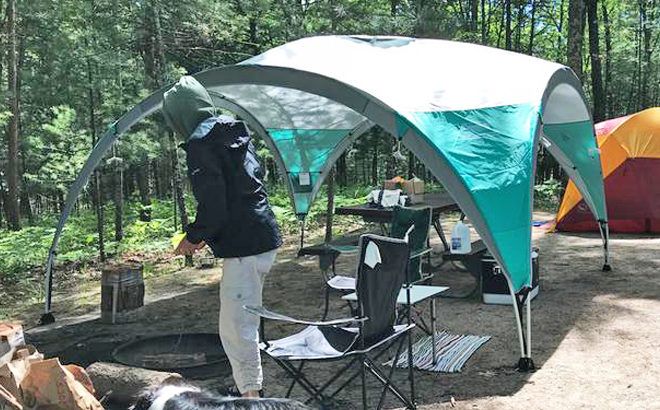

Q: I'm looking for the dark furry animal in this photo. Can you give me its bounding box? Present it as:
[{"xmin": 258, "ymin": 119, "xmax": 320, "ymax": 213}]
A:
[{"xmin": 129, "ymin": 382, "xmax": 313, "ymax": 410}]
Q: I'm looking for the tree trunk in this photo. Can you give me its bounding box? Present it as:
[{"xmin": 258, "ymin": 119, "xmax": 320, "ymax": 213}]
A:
[
  {"xmin": 515, "ymin": 0, "xmax": 525, "ymax": 51},
  {"xmin": 20, "ymin": 156, "xmax": 33, "ymax": 225},
  {"xmin": 470, "ymin": 0, "xmax": 478, "ymax": 32},
  {"xmin": 5, "ymin": 0, "xmax": 21, "ymax": 231},
  {"xmin": 86, "ymin": 51, "xmax": 106, "ymax": 261},
  {"xmin": 587, "ymin": 0, "xmax": 605, "ymax": 122},
  {"xmin": 370, "ymin": 136, "xmax": 378, "ymax": 186},
  {"xmin": 602, "ymin": 1, "xmax": 613, "ymax": 117},
  {"xmin": 556, "ymin": 0, "xmax": 566, "ymax": 62},
  {"xmin": 505, "ymin": 0, "xmax": 513, "ymax": 50},
  {"xmin": 112, "ymin": 147, "xmax": 124, "ymax": 242},
  {"xmin": 170, "ymin": 132, "xmax": 192, "ymax": 266},
  {"xmin": 337, "ymin": 153, "xmax": 347, "ymax": 186},
  {"xmin": 567, "ymin": 0, "xmax": 585, "ymax": 81},
  {"xmin": 528, "ymin": 0, "xmax": 536, "ymax": 54},
  {"xmin": 639, "ymin": 0, "xmax": 652, "ymax": 109},
  {"xmin": 635, "ymin": 4, "xmax": 643, "ymax": 110},
  {"xmin": 390, "ymin": 0, "xmax": 398, "ymax": 16},
  {"xmin": 408, "ymin": 151, "xmax": 415, "ymax": 179},
  {"xmin": 137, "ymin": 165, "xmax": 152, "ymax": 221},
  {"xmin": 86, "ymin": 362, "xmax": 182, "ymax": 405},
  {"xmin": 481, "ymin": 0, "xmax": 487, "ymax": 44},
  {"xmin": 324, "ymin": 169, "xmax": 334, "ymax": 243}
]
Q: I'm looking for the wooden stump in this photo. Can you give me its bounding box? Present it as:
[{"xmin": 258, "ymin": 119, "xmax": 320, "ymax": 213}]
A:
[{"xmin": 100, "ymin": 263, "xmax": 144, "ymax": 324}]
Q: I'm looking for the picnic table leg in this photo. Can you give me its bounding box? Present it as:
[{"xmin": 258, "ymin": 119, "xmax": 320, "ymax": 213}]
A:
[{"xmin": 432, "ymin": 216, "xmax": 450, "ymax": 253}]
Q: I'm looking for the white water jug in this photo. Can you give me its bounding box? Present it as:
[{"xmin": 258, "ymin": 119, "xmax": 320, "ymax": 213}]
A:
[{"xmin": 450, "ymin": 220, "xmax": 471, "ymax": 254}]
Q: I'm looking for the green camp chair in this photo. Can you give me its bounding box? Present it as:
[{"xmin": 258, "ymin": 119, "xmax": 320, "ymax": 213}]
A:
[
  {"xmin": 323, "ymin": 206, "xmax": 433, "ymax": 319},
  {"xmin": 389, "ymin": 206, "xmax": 433, "ymax": 283}
]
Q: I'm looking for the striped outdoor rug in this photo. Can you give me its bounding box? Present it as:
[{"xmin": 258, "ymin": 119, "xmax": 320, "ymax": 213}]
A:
[{"xmin": 384, "ymin": 331, "xmax": 490, "ymax": 373}]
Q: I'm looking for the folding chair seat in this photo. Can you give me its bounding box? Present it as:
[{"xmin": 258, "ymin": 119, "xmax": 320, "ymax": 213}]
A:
[{"xmin": 246, "ymin": 234, "xmax": 418, "ymax": 409}]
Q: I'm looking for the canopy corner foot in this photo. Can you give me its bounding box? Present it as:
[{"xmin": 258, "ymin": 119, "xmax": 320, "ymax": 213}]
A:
[
  {"xmin": 517, "ymin": 357, "xmax": 536, "ymax": 372},
  {"xmin": 39, "ymin": 312, "xmax": 55, "ymax": 326},
  {"xmin": 602, "ymin": 263, "xmax": 612, "ymax": 272}
]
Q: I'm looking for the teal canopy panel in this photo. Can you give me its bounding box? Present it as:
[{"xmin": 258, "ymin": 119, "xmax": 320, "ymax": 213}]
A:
[
  {"xmin": 543, "ymin": 120, "xmax": 606, "ymax": 220},
  {"xmin": 401, "ymin": 103, "xmax": 541, "ymax": 291},
  {"xmin": 268, "ymin": 128, "xmax": 352, "ymax": 215}
]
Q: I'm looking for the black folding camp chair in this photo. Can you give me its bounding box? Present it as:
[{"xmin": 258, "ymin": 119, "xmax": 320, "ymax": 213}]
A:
[
  {"xmin": 245, "ymin": 234, "xmax": 417, "ymax": 409},
  {"xmin": 322, "ymin": 206, "xmax": 432, "ymax": 319}
]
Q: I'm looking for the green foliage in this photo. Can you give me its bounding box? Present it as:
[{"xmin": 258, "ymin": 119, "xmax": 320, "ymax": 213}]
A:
[
  {"xmin": 0, "ymin": 185, "xmax": 370, "ymax": 285},
  {"xmin": 534, "ymin": 178, "xmax": 564, "ymax": 211}
]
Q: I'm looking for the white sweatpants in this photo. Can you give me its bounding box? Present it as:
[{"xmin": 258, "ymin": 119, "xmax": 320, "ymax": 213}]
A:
[{"xmin": 219, "ymin": 249, "xmax": 277, "ymax": 393}]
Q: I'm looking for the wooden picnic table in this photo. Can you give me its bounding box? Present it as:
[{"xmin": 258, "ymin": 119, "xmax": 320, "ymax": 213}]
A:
[{"xmin": 335, "ymin": 191, "xmax": 460, "ymax": 252}]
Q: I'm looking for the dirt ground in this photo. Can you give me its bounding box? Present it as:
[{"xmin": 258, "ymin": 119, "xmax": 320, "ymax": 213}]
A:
[{"xmin": 17, "ymin": 213, "xmax": 660, "ymax": 409}]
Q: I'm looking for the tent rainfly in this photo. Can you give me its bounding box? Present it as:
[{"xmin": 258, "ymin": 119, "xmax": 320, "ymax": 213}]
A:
[
  {"xmin": 41, "ymin": 36, "xmax": 610, "ymax": 368},
  {"xmin": 556, "ymin": 107, "xmax": 660, "ymax": 233}
]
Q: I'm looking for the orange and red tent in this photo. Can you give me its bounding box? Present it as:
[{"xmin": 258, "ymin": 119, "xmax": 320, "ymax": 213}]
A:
[{"xmin": 556, "ymin": 107, "xmax": 660, "ymax": 233}]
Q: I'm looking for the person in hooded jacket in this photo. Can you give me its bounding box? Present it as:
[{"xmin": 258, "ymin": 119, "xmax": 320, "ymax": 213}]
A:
[{"xmin": 162, "ymin": 76, "xmax": 282, "ymax": 398}]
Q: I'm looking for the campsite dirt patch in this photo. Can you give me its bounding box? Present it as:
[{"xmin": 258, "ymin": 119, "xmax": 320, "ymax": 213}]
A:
[{"xmin": 14, "ymin": 213, "xmax": 660, "ymax": 409}]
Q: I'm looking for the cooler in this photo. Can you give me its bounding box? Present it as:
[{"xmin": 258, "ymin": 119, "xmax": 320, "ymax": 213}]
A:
[{"xmin": 481, "ymin": 248, "xmax": 539, "ymax": 305}]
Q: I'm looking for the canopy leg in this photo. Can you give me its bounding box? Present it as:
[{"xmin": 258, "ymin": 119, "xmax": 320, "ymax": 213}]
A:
[
  {"xmin": 40, "ymin": 250, "xmax": 56, "ymax": 325},
  {"xmin": 520, "ymin": 295, "xmax": 535, "ymax": 371},
  {"xmin": 511, "ymin": 288, "xmax": 535, "ymax": 372},
  {"xmin": 299, "ymin": 218, "xmax": 306, "ymax": 250},
  {"xmin": 509, "ymin": 287, "xmax": 526, "ymax": 362},
  {"xmin": 598, "ymin": 220, "xmax": 612, "ymax": 271}
]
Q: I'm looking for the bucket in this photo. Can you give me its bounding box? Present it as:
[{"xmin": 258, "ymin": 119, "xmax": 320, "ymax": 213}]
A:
[{"xmin": 100, "ymin": 263, "xmax": 144, "ymax": 324}]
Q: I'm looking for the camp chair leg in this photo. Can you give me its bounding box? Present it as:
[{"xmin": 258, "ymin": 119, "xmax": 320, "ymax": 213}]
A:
[
  {"xmin": 285, "ymin": 362, "xmax": 305, "ymax": 397},
  {"xmin": 407, "ymin": 329, "xmax": 417, "ymax": 407},
  {"xmin": 313, "ymin": 357, "xmax": 361, "ymax": 401},
  {"xmin": 361, "ymin": 353, "xmax": 368, "ymax": 410},
  {"xmin": 273, "ymin": 358, "xmax": 326, "ymax": 403},
  {"xmin": 322, "ymin": 286, "xmax": 330, "ymax": 320},
  {"xmin": 364, "ymin": 356, "xmax": 415, "ymax": 409},
  {"xmin": 376, "ymin": 331, "xmax": 409, "ymax": 409},
  {"xmin": 327, "ymin": 338, "xmax": 397, "ymax": 399}
]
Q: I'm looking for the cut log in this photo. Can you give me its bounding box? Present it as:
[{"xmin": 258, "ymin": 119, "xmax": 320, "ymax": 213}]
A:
[{"xmin": 86, "ymin": 362, "xmax": 182, "ymax": 404}]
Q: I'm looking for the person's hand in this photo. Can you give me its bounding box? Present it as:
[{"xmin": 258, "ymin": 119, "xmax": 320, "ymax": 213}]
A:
[{"xmin": 174, "ymin": 236, "xmax": 206, "ymax": 256}]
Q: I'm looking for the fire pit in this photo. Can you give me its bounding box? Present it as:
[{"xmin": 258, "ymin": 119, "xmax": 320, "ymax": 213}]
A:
[{"xmin": 112, "ymin": 333, "xmax": 229, "ymax": 379}]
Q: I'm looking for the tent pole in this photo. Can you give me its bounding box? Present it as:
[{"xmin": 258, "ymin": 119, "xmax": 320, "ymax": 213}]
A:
[{"xmin": 598, "ymin": 220, "xmax": 612, "ymax": 271}]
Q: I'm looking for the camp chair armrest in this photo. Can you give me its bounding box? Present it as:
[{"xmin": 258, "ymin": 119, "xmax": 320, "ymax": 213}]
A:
[
  {"xmin": 410, "ymin": 247, "xmax": 432, "ymax": 259},
  {"xmin": 244, "ymin": 305, "xmax": 367, "ymax": 326}
]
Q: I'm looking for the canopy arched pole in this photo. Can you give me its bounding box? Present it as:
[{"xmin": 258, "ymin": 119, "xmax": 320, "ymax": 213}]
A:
[{"xmin": 40, "ymin": 64, "xmax": 530, "ymax": 361}]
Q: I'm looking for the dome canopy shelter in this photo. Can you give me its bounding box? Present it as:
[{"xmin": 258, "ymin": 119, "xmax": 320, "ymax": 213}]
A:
[{"xmin": 41, "ymin": 36, "xmax": 609, "ymax": 367}]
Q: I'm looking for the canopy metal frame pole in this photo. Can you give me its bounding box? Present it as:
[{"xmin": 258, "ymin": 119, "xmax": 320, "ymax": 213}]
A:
[{"xmin": 598, "ymin": 220, "xmax": 612, "ymax": 271}]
